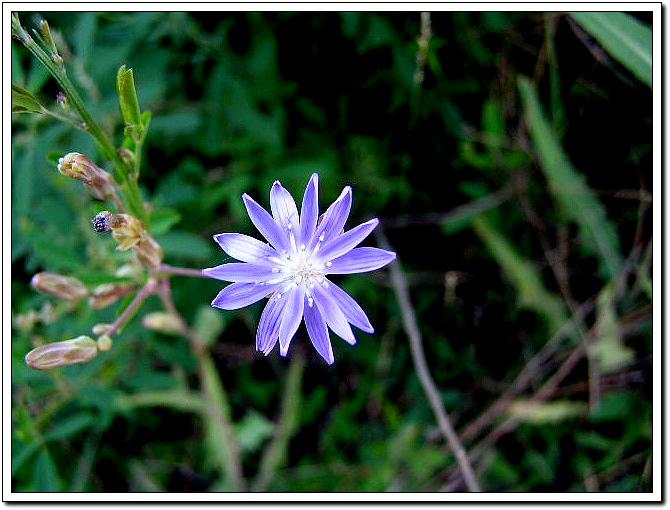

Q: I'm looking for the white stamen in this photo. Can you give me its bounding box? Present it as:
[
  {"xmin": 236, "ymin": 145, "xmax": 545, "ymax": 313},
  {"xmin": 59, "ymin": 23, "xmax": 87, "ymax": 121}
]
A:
[
  {"xmin": 326, "ymin": 261, "xmax": 332, "ymax": 267},
  {"xmin": 272, "ymin": 267, "xmax": 279, "ymax": 273},
  {"xmin": 308, "ymin": 297, "xmax": 313, "ymax": 307}
]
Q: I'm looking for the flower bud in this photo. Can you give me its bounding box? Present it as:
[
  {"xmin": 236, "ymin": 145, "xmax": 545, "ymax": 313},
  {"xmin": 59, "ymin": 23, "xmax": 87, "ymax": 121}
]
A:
[
  {"xmin": 31, "ymin": 272, "xmax": 88, "ymax": 301},
  {"xmin": 97, "ymin": 335, "xmax": 113, "ymax": 352},
  {"xmin": 92, "ymin": 323, "xmax": 112, "ymax": 336},
  {"xmin": 56, "ymin": 92, "xmax": 69, "ymax": 111},
  {"xmin": 108, "ymin": 213, "xmax": 144, "ymax": 251},
  {"xmin": 134, "ymin": 235, "xmax": 163, "ymax": 271},
  {"xmin": 142, "ymin": 312, "xmax": 183, "ymax": 335},
  {"xmin": 25, "ymin": 336, "xmax": 98, "ymax": 370},
  {"xmin": 93, "ymin": 212, "xmax": 163, "ymax": 270},
  {"xmin": 88, "ymin": 284, "xmax": 125, "ymax": 310},
  {"xmin": 57, "ymin": 153, "xmax": 116, "ymax": 200},
  {"xmin": 92, "ymin": 211, "xmax": 114, "ymax": 232}
]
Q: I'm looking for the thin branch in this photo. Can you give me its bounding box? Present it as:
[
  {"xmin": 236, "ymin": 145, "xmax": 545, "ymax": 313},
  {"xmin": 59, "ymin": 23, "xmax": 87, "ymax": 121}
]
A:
[
  {"xmin": 158, "ymin": 264, "xmax": 207, "ymax": 279},
  {"xmin": 105, "ymin": 278, "xmax": 156, "ymax": 337},
  {"xmin": 443, "ymin": 251, "xmax": 648, "ymax": 491},
  {"xmin": 458, "ymin": 296, "xmax": 597, "ymax": 445},
  {"xmin": 376, "ymin": 229, "xmax": 482, "ymax": 493},
  {"xmin": 381, "ymin": 182, "xmax": 514, "ymax": 229}
]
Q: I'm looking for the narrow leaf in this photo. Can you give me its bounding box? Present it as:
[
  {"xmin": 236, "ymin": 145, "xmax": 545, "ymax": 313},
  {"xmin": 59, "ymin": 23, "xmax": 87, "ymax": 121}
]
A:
[
  {"xmin": 570, "ymin": 12, "xmax": 652, "ymax": 87},
  {"xmin": 518, "ymin": 76, "xmax": 624, "ymax": 279},
  {"xmin": 116, "ymin": 65, "xmax": 142, "ymax": 127}
]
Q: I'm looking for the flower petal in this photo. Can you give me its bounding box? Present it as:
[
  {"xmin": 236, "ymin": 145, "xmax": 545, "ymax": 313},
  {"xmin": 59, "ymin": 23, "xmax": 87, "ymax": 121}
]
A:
[
  {"xmin": 325, "ymin": 279, "xmax": 375, "ymax": 333},
  {"xmin": 214, "ymin": 233, "xmax": 277, "ymax": 264},
  {"xmin": 310, "ymin": 186, "xmax": 352, "ymax": 248},
  {"xmin": 203, "ymin": 263, "xmax": 278, "ymax": 282},
  {"xmin": 256, "ymin": 294, "xmax": 287, "ymax": 354},
  {"xmin": 303, "ymin": 295, "xmax": 334, "ymax": 364},
  {"xmin": 242, "ymin": 193, "xmax": 288, "ymax": 252},
  {"xmin": 279, "ymin": 284, "xmax": 305, "ymax": 356},
  {"xmin": 270, "ymin": 181, "xmax": 300, "ymax": 244},
  {"xmin": 316, "ymin": 218, "xmax": 379, "ymax": 262},
  {"xmin": 211, "ymin": 282, "xmax": 278, "ymax": 310},
  {"xmin": 300, "ymin": 174, "xmax": 319, "ymax": 246},
  {"xmin": 326, "ymin": 247, "xmax": 396, "ymax": 274},
  {"xmin": 310, "ymin": 281, "xmax": 356, "ymax": 345}
]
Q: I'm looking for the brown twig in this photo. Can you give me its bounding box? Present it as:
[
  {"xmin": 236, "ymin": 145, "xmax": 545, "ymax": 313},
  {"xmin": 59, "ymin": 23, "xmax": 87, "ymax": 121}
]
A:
[
  {"xmin": 381, "ymin": 182, "xmax": 515, "ymax": 229},
  {"xmin": 376, "ymin": 229, "xmax": 482, "ymax": 493},
  {"xmin": 443, "ymin": 245, "xmax": 647, "ymax": 491}
]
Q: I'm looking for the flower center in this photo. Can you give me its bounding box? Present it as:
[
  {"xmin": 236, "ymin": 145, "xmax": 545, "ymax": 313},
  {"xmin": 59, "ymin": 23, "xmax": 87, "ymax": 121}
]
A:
[{"xmin": 282, "ymin": 245, "xmax": 325, "ymax": 285}]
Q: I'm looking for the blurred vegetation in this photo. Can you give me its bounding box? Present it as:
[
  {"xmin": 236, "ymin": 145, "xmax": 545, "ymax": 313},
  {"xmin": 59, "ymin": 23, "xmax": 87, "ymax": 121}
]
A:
[{"xmin": 11, "ymin": 11, "xmax": 652, "ymax": 493}]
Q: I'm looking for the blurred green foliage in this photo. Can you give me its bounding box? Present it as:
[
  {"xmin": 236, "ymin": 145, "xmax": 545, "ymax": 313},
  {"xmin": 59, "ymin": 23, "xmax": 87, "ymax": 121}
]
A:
[{"xmin": 12, "ymin": 11, "xmax": 652, "ymax": 493}]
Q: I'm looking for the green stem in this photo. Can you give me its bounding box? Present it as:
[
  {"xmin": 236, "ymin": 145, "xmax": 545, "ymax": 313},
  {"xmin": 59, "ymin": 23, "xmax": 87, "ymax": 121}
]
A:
[
  {"xmin": 114, "ymin": 390, "xmax": 206, "ymax": 414},
  {"xmin": 156, "ymin": 278, "xmax": 246, "ymax": 490},
  {"xmin": 12, "ymin": 15, "xmax": 147, "ymax": 224},
  {"xmin": 198, "ymin": 350, "xmax": 246, "ymax": 490},
  {"xmin": 252, "ymin": 356, "xmax": 305, "ymax": 491}
]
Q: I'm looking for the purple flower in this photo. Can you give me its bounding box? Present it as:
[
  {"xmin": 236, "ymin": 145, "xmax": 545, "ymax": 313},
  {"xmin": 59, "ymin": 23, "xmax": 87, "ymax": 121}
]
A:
[{"xmin": 203, "ymin": 174, "xmax": 396, "ymax": 364}]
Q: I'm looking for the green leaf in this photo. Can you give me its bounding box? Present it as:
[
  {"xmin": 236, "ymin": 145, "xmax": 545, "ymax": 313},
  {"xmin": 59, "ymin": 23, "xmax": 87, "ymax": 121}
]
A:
[
  {"xmin": 30, "ymin": 237, "xmax": 84, "ymax": 272},
  {"xmin": 12, "ymin": 83, "xmax": 45, "ymax": 114},
  {"xmin": 156, "ymin": 231, "xmax": 213, "ymax": 260},
  {"xmin": 570, "ymin": 12, "xmax": 652, "ymax": 87},
  {"xmin": 117, "ymin": 65, "xmax": 142, "ymax": 128},
  {"xmin": 472, "ymin": 214, "xmax": 569, "ymax": 336},
  {"xmin": 12, "ymin": 442, "xmax": 41, "ymax": 476},
  {"xmin": 591, "ymin": 391, "xmax": 635, "ymax": 421},
  {"xmin": 481, "ymin": 98, "xmax": 504, "ymax": 146},
  {"xmin": 236, "ymin": 410, "xmax": 274, "ymax": 453},
  {"xmin": 74, "ymin": 271, "xmax": 131, "ymax": 286},
  {"xmin": 149, "ymin": 207, "xmax": 182, "ymax": 236},
  {"xmin": 588, "ymin": 283, "xmax": 634, "ymax": 372},
  {"xmin": 507, "ymin": 399, "xmax": 588, "ymax": 424},
  {"xmin": 42, "ymin": 413, "xmax": 95, "ymax": 442},
  {"xmin": 518, "ymin": 76, "xmax": 624, "ymax": 279},
  {"xmin": 193, "ymin": 305, "xmax": 225, "ymax": 348},
  {"xmin": 46, "ymin": 151, "xmax": 62, "ymax": 166},
  {"xmin": 32, "ymin": 448, "xmax": 61, "ymax": 492}
]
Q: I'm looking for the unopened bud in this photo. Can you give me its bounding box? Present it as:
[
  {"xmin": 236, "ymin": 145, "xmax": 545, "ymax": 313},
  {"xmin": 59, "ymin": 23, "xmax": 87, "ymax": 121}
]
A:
[
  {"xmin": 57, "ymin": 153, "xmax": 116, "ymax": 200},
  {"xmin": 108, "ymin": 213, "xmax": 143, "ymax": 251},
  {"xmin": 97, "ymin": 335, "xmax": 112, "ymax": 352},
  {"xmin": 31, "ymin": 272, "xmax": 88, "ymax": 301},
  {"xmin": 25, "ymin": 336, "xmax": 98, "ymax": 370},
  {"xmin": 94, "ymin": 212, "xmax": 163, "ymax": 270},
  {"xmin": 135, "ymin": 235, "xmax": 163, "ymax": 271},
  {"xmin": 39, "ymin": 20, "xmax": 59, "ymax": 56},
  {"xmin": 89, "ymin": 284, "xmax": 125, "ymax": 310},
  {"xmin": 56, "ymin": 92, "xmax": 69, "ymax": 111},
  {"xmin": 115, "ymin": 263, "xmax": 142, "ymax": 280},
  {"xmin": 142, "ymin": 312, "xmax": 183, "ymax": 335},
  {"xmin": 92, "ymin": 323, "xmax": 112, "ymax": 336}
]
